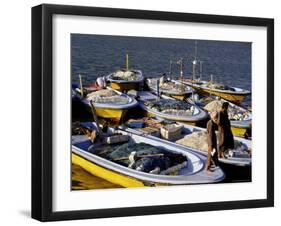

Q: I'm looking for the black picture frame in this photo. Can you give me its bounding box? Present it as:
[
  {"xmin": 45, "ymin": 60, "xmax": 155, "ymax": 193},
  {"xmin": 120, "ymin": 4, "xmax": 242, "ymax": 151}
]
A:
[{"xmin": 32, "ymin": 4, "xmax": 274, "ymax": 222}]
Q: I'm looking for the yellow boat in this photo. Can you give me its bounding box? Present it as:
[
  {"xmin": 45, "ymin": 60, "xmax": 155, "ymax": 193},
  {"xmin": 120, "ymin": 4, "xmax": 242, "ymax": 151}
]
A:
[
  {"xmin": 231, "ymin": 126, "xmax": 249, "ymax": 138},
  {"xmin": 107, "ymin": 69, "xmax": 144, "ymax": 91},
  {"xmin": 106, "ymin": 54, "xmax": 144, "ymax": 91},
  {"xmin": 146, "ymin": 78, "xmax": 192, "ymax": 101},
  {"xmin": 72, "ymin": 153, "xmax": 145, "ymax": 188},
  {"xmin": 179, "ymin": 79, "xmax": 250, "ymax": 105},
  {"xmin": 72, "ymin": 87, "xmax": 138, "ymax": 122}
]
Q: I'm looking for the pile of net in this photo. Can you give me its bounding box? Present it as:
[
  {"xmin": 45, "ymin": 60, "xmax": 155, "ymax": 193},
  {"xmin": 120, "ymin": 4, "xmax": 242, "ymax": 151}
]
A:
[
  {"xmin": 72, "ymin": 121, "xmax": 91, "ymax": 135},
  {"xmin": 204, "ymin": 100, "xmax": 251, "ymax": 121},
  {"xmin": 176, "ymin": 131, "xmax": 248, "ymax": 155},
  {"xmin": 98, "ymin": 142, "xmax": 188, "ymax": 175},
  {"xmin": 147, "ymin": 78, "xmax": 187, "ymax": 93},
  {"xmin": 86, "ymin": 89, "xmax": 129, "ymax": 104},
  {"xmin": 112, "ymin": 70, "xmax": 141, "ymax": 81},
  {"xmin": 144, "ymin": 99, "xmax": 195, "ymax": 116}
]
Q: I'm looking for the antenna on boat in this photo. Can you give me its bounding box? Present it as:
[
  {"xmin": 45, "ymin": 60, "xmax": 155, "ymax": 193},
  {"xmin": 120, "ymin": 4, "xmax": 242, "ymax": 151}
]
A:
[
  {"xmin": 199, "ymin": 61, "xmax": 203, "ymax": 81},
  {"xmin": 156, "ymin": 79, "xmax": 160, "ymax": 100},
  {"xmin": 180, "ymin": 58, "xmax": 183, "ymax": 79},
  {"xmin": 195, "ymin": 40, "xmax": 198, "ymax": 60},
  {"xmin": 125, "ymin": 54, "xmax": 129, "ymax": 71},
  {"xmin": 192, "ymin": 41, "xmax": 199, "ymax": 81},
  {"xmin": 79, "ymin": 74, "xmax": 84, "ymax": 97},
  {"xmin": 169, "ymin": 60, "xmax": 172, "ymax": 80}
]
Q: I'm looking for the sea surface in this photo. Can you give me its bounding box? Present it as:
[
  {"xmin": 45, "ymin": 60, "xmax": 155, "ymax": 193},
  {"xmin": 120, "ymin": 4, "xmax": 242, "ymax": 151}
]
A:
[{"xmin": 71, "ymin": 34, "xmax": 252, "ymax": 107}]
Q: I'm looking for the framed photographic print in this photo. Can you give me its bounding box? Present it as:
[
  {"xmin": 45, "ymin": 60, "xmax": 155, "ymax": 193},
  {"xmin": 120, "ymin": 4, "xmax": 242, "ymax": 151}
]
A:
[{"xmin": 32, "ymin": 4, "xmax": 274, "ymax": 221}]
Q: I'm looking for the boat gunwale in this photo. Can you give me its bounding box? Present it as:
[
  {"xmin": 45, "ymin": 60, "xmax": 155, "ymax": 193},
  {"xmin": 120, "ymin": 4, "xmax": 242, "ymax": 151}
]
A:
[
  {"xmin": 139, "ymin": 102, "xmax": 208, "ymax": 122},
  {"xmin": 73, "ymin": 87, "xmax": 138, "ymax": 110},
  {"xmin": 178, "ymin": 80, "xmax": 251, "ymax": 95}
]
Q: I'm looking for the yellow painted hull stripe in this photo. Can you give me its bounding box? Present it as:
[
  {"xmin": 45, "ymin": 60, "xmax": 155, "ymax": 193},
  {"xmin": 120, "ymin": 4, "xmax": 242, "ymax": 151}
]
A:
[{"xmin": 72, "ymin": 153, "xmax": 145, "ymax": 188}]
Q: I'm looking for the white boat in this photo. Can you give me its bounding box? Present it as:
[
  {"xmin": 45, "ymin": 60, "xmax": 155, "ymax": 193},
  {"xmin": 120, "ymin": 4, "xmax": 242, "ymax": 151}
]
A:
[
  {"xmin": 176, "ymin": 123, "xmax": 251, "ymax": 166},
  {"xmin": 130, "ymin": 91, "xmax": 208, "ymax": 124},
  {"xmin": 72, "ymin": 122, "xmax": 225, "ymax": 185},
  {"xmin": 121, "ymin": 120, "xmax": 251, "ymax": 167}
]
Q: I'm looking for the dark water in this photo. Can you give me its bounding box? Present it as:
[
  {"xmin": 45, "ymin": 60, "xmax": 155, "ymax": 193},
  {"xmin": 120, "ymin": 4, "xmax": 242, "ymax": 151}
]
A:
[{"xmin": 71, "ymin": 34, "xmax": 252, "ymax": 107}]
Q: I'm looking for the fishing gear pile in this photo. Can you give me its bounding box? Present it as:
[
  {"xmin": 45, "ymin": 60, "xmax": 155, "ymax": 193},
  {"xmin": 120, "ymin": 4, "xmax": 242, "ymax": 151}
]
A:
[{"xmin": 144, "ymin": 99, "xmax": 195, "ymax": 116}]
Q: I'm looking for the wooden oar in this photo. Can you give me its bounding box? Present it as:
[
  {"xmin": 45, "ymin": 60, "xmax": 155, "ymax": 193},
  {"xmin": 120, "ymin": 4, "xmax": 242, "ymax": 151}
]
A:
[{"xmin": 89, "ymin": 100, "xmax": 103, "ymax": 136}]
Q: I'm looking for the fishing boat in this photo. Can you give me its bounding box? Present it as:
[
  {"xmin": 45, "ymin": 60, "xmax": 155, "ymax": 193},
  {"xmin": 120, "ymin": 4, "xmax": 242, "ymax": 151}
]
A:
[
  {"xmin": 122, "ymin": 119, "xmax": 251, "ymax": 166},
  {"xmin": 72, "ymin": 86, "xmax": 138, "ymax": 122},
  {"xmin": 146, "ymin": 77, "xmax": 193, "ymax": 100},
  {"xmin": 72, "ymin": 152, "xmax": 145, "ymax": 188},
  {"xmin": 175, "ymin": 42, "xmax": 250, "ymax": 104},
  {"xmin": 190, "ymin": 95, "xmax": 252, "ymax": 137},
  {"xmin": 72, "ymin": 122, "xmax": 224, "ymax": 186},
  {"xmin": 145, "ymin": 59, "xmax": 193, "ymax": 100},
  {"xmin": 106, "ymin": 54, "xmax": 144, "ymax": 91},
  {"xmin": 179, "ymin": 78, "xmax": 251, "ymax": 105},
  {"xmin": 129, "ymin": 91, "xmax": 208, "ymax": 125}
]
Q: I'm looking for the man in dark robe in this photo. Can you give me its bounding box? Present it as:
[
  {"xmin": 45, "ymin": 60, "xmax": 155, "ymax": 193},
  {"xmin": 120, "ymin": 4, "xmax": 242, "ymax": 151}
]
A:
[
  {"xmin": 217, "ymin": 102, "xmax": 234, "ymax": 158},
  {"xmin": 205, "ymin": 111, "xmax": 219, "ymax": 172}
]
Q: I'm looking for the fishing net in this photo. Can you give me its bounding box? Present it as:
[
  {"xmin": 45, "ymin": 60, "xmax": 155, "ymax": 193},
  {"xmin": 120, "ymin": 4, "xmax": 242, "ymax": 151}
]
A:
[
  {"xmin": 112, "ymin": 70, "xmax": 141, "ymax": 81},
  {"xmin": 106, "ymin": 142, "xmax": 162, "ymax": 166},
  {"xmin": 103, "ymin": 142, "xmax": 187, "ymax": 174},
  {"xmin": 204, "ymin": 100, "xmax": 251, "ymax": 121},
  {"xmin": 145, "ymin": 99, "xmax": 195, "ymax": 116},
  {"xmin": 72, "ymin": 121, "xmax": 91, "ymax": 136},
  {"xmin": 135, "ymin": 156, "xmax": 171, "ymax": 173},
  {"xmin": 147, "ymin": 78, "xmax": 187, "ymax": 93},
  {"xmin": 86, "ymin": 89, "xmax": 129, "ymax": 104},
  {"xmin": 176, "ymin": 131, "xmax": 248, "ymax": 154},
  {"xmin": 87, "ymin": 89, "xmax": 116, "ymax": 98}
]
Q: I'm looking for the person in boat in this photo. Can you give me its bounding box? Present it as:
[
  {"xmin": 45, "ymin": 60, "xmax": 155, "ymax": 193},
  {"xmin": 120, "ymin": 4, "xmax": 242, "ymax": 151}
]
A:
[
  {"xmin": 159, "ymin": 73, "xmax": 168, "ymax": 86},
  {"xmin": 205, "ymin": 111, "xmax": 219, "ymax": 172},
  {"xmin": 90, "ymin": 76, "xmax": 106, "ymax": 90},
  {"xmin": 217, "ymin": 102, "xmax": 234, "ymax": 158}
]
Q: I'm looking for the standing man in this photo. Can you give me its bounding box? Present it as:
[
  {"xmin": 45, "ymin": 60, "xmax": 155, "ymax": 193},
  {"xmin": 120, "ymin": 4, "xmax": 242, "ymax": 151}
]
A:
[
  {"xmin": 205, "ymin": 111, "xmax": 219, "ymax": 172},
  {"xmin": 217, "ymin": 102, "xmax": 234, "ymax": 158}
]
